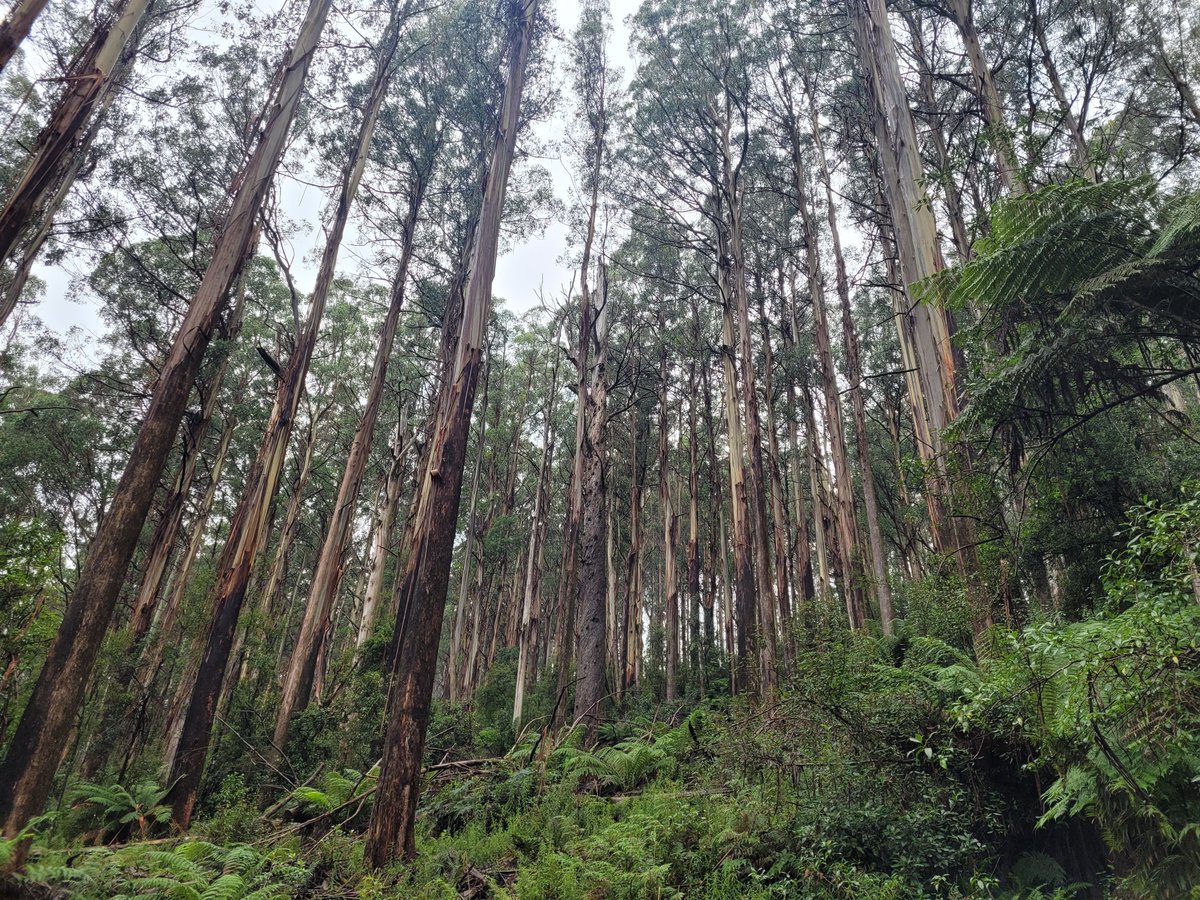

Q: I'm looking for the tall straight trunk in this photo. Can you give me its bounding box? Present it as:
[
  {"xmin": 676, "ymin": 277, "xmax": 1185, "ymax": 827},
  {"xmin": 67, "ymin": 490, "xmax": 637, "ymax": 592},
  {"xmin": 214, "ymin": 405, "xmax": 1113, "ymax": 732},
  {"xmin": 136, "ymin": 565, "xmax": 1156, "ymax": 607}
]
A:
[
  {"xmin": 513, "ymin": 346, "xmax": 559, "ymax": 726},
  {"xmin": 238, "ymin": 422, "xmax": 317, "ymax": 693},
  {"xmin": 801, "ymin": 375, "xmax": 833, "ymax": 607},
  {"xmin": 0, "ymin": 0, "xmax": 151, "ymax": 283},
  {"xmin": 849, "ymin": 0, "xmax": 979, "ymax": 591},
  {"xmin": 788, "ymin": 142, "xmax": 865, "ymax": 630},
  {"xmin": 779, "ymin": 300, "xmax": 816, "ymax": 614},
  {"xmin": 605, "ymin": 487, "xmax": 620, "ymax": 694},
  {"xmin": 573, "ymin": 265, "xmax": 609, "ymax": 735},
  {"xmin": 718, "ymin": 118, "xmax": 776, "ymax": 693},
  {"xmin": 129, "ymin": 259, "xmax": 253, "ymax": 642},
  {"xmin": 363, "ymin": 0, "xmax": 537, "ymax": 866},
  {"xmin": 552, "ymin": 401, "xmax": 584, "ymax": 722},
  {"xmin": 1029, "ymin": 0, "xmax": 1093, "ymax": 179},
  {"xmin": 0, "ymin": 0, "xmax": 48, "ymax": 73},
  {"xmin": 135, "ymin": 407, "xmax": 239, "ymax": 696},
  {"xmin": 165, "ymin": 0, "xmax": 390, "ymax": 824},
  {"xmin": 699, "ymin": 354, "xmax": 737, "ymax": 692},
  {"xmin": 620, "ymin": 411, "xmax": 644, "ymax": 698},
  {"xmin": 445, "ymin": 383, "xmax": 488, "ymax": 701},
  {"xmin": 685, "ymin": 353, "xmax": 702, "ymax": 686},
  {"xmin": 942, "ymin": 0, "xmax": 1025, "ymax": 193},
  {"xmin": 896, "ymin": 21, "xmax": 974, "ymax": 261},
  {"xmin": 461, "ymin": 512, "xmax": 489, "ymax": 698},
  {"xmin": 273, "ymin": 99, "xmax": 429, "ymax": 749},
  {"xmin": 357, "ymin": 405, "xmax": 410, "ymax": 649},
  {"xmin": 759, "ymin": 312, "xmax": 794, "ymax": 664},
  {"xmin": 717, "ymin": 259, "xmax": 755, "ymax": 693},
  {"xmin": 571, "ymin": 12, "xmax": 612, "ymax": 729},
  {"xmin": 807, "ymin": 99, "xmax": 895, "ymax": 633},
  {"xmin": 657, "ymin": 352, "xmax": 677, "ymax": 702},
  {"xmin": 0, "ymin": 0, "xmax": 330, "ymax": 842}
]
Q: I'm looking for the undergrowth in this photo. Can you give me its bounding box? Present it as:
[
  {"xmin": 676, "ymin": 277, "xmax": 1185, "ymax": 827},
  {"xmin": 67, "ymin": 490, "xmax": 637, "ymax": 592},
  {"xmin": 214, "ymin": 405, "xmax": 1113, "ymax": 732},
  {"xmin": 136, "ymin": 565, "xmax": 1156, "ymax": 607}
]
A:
[{"xmin": 7, "ymin": 492, "xmax": 1200, "ymax": 897}]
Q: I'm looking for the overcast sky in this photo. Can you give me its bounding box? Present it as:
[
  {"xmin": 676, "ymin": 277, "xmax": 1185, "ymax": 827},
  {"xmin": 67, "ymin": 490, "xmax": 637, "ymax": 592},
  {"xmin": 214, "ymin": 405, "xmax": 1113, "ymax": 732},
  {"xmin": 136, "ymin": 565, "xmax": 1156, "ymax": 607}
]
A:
[{"xmin": 31, "ymin": 0, "xmax": 643, "ymax": 355}]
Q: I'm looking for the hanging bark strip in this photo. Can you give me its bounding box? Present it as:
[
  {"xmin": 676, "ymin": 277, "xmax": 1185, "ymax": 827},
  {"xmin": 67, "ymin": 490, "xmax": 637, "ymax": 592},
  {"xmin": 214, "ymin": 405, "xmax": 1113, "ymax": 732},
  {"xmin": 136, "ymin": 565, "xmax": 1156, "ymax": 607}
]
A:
[
  {"xmin": 364, "ymin": 0, "xmax": 539, "ymax": 867},
  {"xmin": 0, "ymin": 0, "xmax": 331, "ymax": 847},
  {"xmin": 165, "ymin": 0, "xmax": 402, "ymax": 827},
  {"xmin": 848, "ymin": 0, "xmax": 979, "ymax": 591},
  {"xmin": 272, "ymin": 100, "xmax": 434, "ymax": 753}
]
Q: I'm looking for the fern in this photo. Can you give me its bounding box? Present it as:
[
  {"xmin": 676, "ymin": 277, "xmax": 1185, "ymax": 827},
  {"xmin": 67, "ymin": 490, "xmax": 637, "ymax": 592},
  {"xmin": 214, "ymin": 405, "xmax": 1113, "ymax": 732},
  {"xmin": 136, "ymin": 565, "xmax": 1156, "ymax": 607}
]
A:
[
  {"xmin": 557, "ymin": 739, "xmax": 669, "ymax": 791},
  {"xmin": 199, "ymin": 872, "xmax": 246, "ymax": 900},
  {"xmin": 69, "ymin": 779, "xmax": 172, "ymax": 839}
]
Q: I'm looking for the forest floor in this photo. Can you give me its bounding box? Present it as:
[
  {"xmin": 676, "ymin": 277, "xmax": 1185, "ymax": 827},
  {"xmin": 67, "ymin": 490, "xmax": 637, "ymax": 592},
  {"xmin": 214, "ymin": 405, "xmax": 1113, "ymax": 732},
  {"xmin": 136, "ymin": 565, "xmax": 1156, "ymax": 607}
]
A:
[{"xmin": 6, "ymin": 620, "xmax": 1160, "ymax": 899}]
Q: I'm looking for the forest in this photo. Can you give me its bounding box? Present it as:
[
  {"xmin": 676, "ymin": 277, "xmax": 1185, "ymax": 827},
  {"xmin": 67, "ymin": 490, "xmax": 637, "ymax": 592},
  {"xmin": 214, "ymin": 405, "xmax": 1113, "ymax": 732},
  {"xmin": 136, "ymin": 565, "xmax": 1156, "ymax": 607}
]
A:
[{"xmin": 0, "ymin": 0, "xmax": 1198, "ymax": 895}]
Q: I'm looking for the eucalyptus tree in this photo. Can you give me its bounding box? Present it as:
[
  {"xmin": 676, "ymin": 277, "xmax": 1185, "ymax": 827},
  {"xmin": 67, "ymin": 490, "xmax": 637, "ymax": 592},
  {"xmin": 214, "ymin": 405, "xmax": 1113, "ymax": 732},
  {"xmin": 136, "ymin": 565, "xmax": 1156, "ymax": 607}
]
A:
[
  {"xmin": 627, "ymin": 0, "xmax": 778, "ymax": 691},
  {"xmin": 271, "ymin": 11, "xmax": 442, "ymax": 759},
  {"xmin": 0, "ymin": 0, "xmax": 167, "ymax": 325},
  {"xmin": 165, "ymin": 0, "xmax": 421, "ymax": 827},
  {"xmin": 0, "ymin": 0, "xmax": 48, "ymax": 73},
  {"xmin": 844, "ymin": 0, "xmax": 981, "ymax": 597},
  {"xmin": 365, "ymin": 0, "xmax": 542, "ymax": 865},
  {"xmin": 566, "ymin": 0, "xmax": 615, "ymax": 738}
]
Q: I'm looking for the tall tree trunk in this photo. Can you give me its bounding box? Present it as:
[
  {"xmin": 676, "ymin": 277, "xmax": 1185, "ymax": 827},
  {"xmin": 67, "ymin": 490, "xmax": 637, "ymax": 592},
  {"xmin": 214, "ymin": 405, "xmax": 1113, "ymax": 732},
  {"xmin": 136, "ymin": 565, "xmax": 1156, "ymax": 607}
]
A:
[
  {"xmin": 272, "ymin": 103, "xmax": 429, "ymax": 749},
  {"xmin": 718, "ymin": 117, "xmax": 776, "ymax": 693},
  {"xmin": 0, "ymin": 0, "xmax": 151, "ymax": 284},
  {"xmin": 363, "ymin": 0, "xmax": 537, "ymax": 866},
  {"xmin": 848, "ymin": 0, "xmax": 980, "ymax": 596},
  {"xmin": 759, "ymin": 310, "xmax": 794, "ymax": 664},
  {"xmin": 445, "ymin": 382, "xmax": 488, "ymax": 701},
  {"xmin": 357, "ymin": 405, "xmax": 410, "ymax": 649},
  {"xmin": 943, "ymin": 0, "xmax": 1025, "ymax": 193},
  {"xmin": 700, "ymin": 353, "xmax": 738, "ymax": 693},
  {"xmin": 513, "ymin": 345, "xmax": 559, "ymax": 727},
  {"xmin": 807, "ymin": 98, "xmax": 895, "ymax": 633},
  {"xmin": 129, "ymin": 256, "xmax": 253, "ymax": 642},
  {"xmin": 685, "ymin": 351, "xmax": 703, "ymax": 688},
  {"xmin": 657, "ymin": 347, "xmax": 677, "ymax": 702},
  {"xmin": 790, "ymin": 153, "xmax": 866, "ymax": 630},
  {"xmin": 897, "ymin": 19, "xmax": 974, "ymax": 261},
  {"xmin": 0, "ymin": 0, "xmax": 330, "ymax": 842},
  {"xmin": 573, "ymin": 261, "xmax": 610, "ymax": 736},
  {"xmin": 165, "ymin": 0, "xmax": 392, "ymax": 825},
  {"xmin": 239, "ymin": 419, "xmax": 318, "ymax": 695},
  {"xmin": 0, "ymin": 0, "xmax": 48, "ymax": 73},
  {"xmin": 1029, "ymin": 0, "xmax": 1094, "ymax": 179},
  {"xmin": 620, "ymin": 410, "xmax": 645, "ymax": 698}
]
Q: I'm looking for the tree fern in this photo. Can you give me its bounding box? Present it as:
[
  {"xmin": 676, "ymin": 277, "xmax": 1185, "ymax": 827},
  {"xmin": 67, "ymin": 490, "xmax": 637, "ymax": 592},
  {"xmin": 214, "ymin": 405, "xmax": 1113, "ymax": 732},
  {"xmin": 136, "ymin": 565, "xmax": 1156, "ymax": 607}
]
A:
[{"xmin": 918, "ymin": 179, "xmax": 1200, "ymax": 468}]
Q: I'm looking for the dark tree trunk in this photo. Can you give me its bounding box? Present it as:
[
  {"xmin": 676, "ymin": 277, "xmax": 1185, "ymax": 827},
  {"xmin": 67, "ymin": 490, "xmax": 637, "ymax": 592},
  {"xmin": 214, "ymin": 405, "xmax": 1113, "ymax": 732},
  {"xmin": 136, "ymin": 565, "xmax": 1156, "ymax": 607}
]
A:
[
  {"xmin": 0, "ymin": 0, "xmax": 327, "ymax": 837},
  {"xmin": 363, "ymin": 0, "xmax": 538, "ymax": 867}
]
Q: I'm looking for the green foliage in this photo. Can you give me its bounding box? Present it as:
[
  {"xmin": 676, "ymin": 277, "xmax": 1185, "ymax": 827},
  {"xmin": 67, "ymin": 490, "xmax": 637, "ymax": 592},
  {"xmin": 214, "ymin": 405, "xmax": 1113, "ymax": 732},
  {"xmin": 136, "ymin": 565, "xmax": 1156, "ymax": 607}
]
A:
[
  {"xmin": 18, "ymin": 841, "xmax": 308, "ymax": 898},
  {"xmin": 552, "ymin": 739, "xmax": 669, "ymax": 792},
  {"xmin": 290, "ymin": 767, "xmax": 376, "ymax": 818},
  {"xmin": 67, "ymin": 780, "xmax": 173, "ymax": 841},
  {"xmin": 959, "ymin": 488, "xmax": 1200, "ymax": 891}
]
